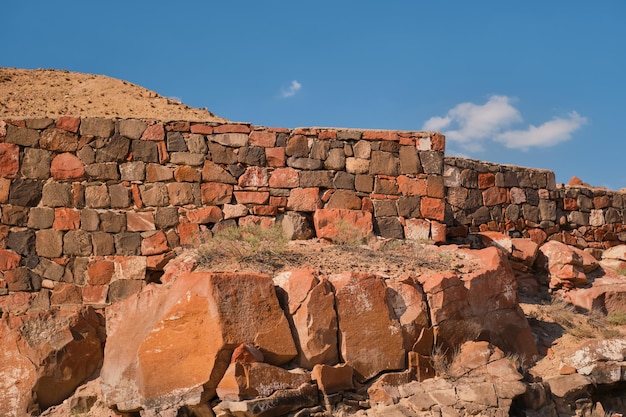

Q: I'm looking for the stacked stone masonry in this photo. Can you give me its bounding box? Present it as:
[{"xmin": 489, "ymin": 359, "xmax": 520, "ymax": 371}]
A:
[
  {"xmin": 445, "ymin": 156, "xmax": 626, "ymax": 251},
  {"xmin": 0, "ymin": 117, "xmax": 446, "ymax": 308}
]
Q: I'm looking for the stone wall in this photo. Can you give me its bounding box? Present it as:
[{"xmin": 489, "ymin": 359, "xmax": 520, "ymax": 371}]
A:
[
  {"xmin": 0, "ymin": 117, "xmax": 446, "ymax": 309},
  {"xmin": 445, "ymin": 157, "xmax": 626, "ymax": 252}
]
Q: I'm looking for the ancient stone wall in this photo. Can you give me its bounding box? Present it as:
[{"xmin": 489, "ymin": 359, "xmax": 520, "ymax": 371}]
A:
[
  {"xmin": 0, "ymin": 117, "xmax": 445, "ymax": 309},
  {"xmin": 445, "ymin": 156, "xmax": 626, "ymax": 252}
]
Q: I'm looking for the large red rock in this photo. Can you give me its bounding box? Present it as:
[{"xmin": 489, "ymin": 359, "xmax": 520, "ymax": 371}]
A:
[
  {"xmin": 329, "ymin": 272, "xmax": 405, "ymax": 381},
  {"xmin": 216, "ymin": 362, "xmax": 310, "ymax": 401},
  {"xmin": 418, "ymin": 247, "xmax": 537, "ymax": 363},
  {"xmin": 274, "ymin": 269, "xmax": 339, "ymax": 369},
  {"xmin": 50, "ymin": 152, "xmax": 84, "ymax": 180},
  {"xmin": 566, "ymin": 272, "xmax": 626, "ymax": 315},
  {"xmin": 387, "ymin": 278, "xmax": 430, "ymax": 351},
  {"xmin": 537, "ymin": 240, "xmax": 599, "ymax": 289},
  {"xmin": 0, "ymin": 308, "xmax": 103, "ymax": 416},
  {"xmin": 101, "ymin": 272, "xmax": 297, "ymax": 413}
]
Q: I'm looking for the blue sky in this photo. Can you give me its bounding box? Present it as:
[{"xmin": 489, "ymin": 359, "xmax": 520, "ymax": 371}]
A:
[{"xmin": 4, "ymin": 1, "xmax": 625, "ymax": 189}]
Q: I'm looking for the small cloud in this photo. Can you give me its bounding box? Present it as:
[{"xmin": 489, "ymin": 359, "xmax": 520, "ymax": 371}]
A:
[
  {"xmin": 281, "ymin": 80, "xmax": 302, "ymax": 98},
  {"xmin": 422, "ymin": 95, "xmax": 586, "ymax": 153}
]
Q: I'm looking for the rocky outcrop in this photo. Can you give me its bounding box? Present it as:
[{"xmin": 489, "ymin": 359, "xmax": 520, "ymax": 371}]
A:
[
  {"xmin": 536, "ymin": 240, "xmax": 599, "ymax": 290},
  {"xmin": 0, "ymin": 308, "xmax": 103, "ymax": 417}
]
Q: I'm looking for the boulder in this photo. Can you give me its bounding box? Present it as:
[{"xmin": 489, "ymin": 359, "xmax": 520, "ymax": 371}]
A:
[
  {"xmin": 329, "ymin": 272, "xmax": 405, "ymax": 381},
  {"xmin": 216, "ymin": 362, "xmax": 310, "ymax": 401},
  {"xmin": 101, "ymin": 272, "xmax": 297, "ymax": 413},
  {"xmin": 418, "ymin": 247, "xmax": 537, "ymax": 363},
  {"xmin": 537, "ymin": 240, "xmax": 599, "ymax": 289},
  {"xmin": 313, "ymin": 208, "xmax": 373, "ymax": 243},
  {"xmin": 566, "ymin": 273, "xmax": 626, "ymax": 314},
  {"xmin": 0, "ymin": 308, "xmax": 103, "ymax": 416}
]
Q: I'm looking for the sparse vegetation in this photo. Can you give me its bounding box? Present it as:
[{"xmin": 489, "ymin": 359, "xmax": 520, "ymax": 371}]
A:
[
  {"xmin": 332, "ymin": 219, "xmax": 372, "ymax": 246},
  {"xmin": 607, "ymin": 310, "xmax": 626, "ymax": 326},
  {"xmin": 546, "ymin": 299, "xmax": 623, "ymax": 340},
  {"xmin": 197, "ymin": 223, "xmax": 288, "ymax": 263}
]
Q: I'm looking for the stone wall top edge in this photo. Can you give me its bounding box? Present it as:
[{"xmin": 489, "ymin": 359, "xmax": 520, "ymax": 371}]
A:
[
  {"xmin": 445, "ymin": 155, "xmax": 555, "ymax": 174},
  {"xmin": 1, "ymin": 117, "xmax": 442, "ymax": 136}
]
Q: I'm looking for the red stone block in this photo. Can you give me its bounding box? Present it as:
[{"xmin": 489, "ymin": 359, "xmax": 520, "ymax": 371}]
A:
[
  {"xmin": 431, "ymin": 221, "xmax": 447, "ymax": 243},
  {"xmin": 146, "ymin": 252, "xmax": 175, "ymax": 270},
  {"xmin": 265, "ymin": 147, "xmax": 286, "ymax": 167},
  {"xmin": 318, "ymin": 131, "xmax": 337, "ymax": 140},
  {"xmin": 82, "ymin": 285, "xmax": 109, "ymax": 305},
  {"xmin": 361, "ymin": 197, "xmax": 373, "ymax": 212},
  {"xmin": 313, "ymin": 208, "xmax": 373, "ymax": 241},
  {"xmin": 287, "ymin": 188, "xmax": 322, "ymax": 212},
  {"xmin": 268, "ymin": 127, "xmax": 291, "ymax": 133},
  {"xmin": 269, "ymin": 167, "xmax": 299, "ymax": 188},
  {"xmin": 251, "ymin": 205, "xmax": 278, "ymax": 216},
  {"xmin": 234, "ymin": 191, "xmax": 270, "ymax": 205},
  {"xmin": 86, "ymin": 260, "xmax": 115, "ymax": 285},
  {"xmin": 0, "ymin": 178, "xmax": 10, "ymax": 203},
  {"xmin": 190, "ymin": 124, "xmax": 213, "ymax": 135},
  {"xmin": 131, "ymin": 184, "xmax": 143, "ymax": 208},
  {"xmin": 563, "ymin": 197, "xmax": 578, "ymax": 211},
  {"xmin": 157, "ymin": 140, "xmax": 170, "ymax": 163},
  {"xmin": 239, "ymin": 215, "xmax": 276, "ymax": 229},
  {"xmin": 178, "ymin": 223, "xmax": 202, "ymax": 246},
  {"xmin": 141, "ymin": 230, "xmax": 169, "ymax": 256},
  {"xmin": 7, "ymin": 120, "xmax": 26, "ymax": 128},
  {"xmin": 399, "ymin": 137, "xmax": 415, "ymax": 146},
  {"xmin": 174, "ymin": 166, "xmax": 201, "ymax": 182},
  {"xmin": 293, "ymin": 128, "xmax": 316, "ymax": 135},
  {"xmin": 478, "ymin": 172, "xmax": 495, "ymax": 189},
  {"xmin": 141, "ymin": 123, "xmax": 165, "ymax": 141},
  {"xmin": 50, "ymin": 153, "xmax": 84, "ymax": 180},
  {"xmin": 72, "ymin": 183, "xmax": 84, "ymax": 208},
  {"xmin": 201, "ymin": 182, "xmax": 233, "ymax": 205},
  {"xmin": 482, "ymin": 187, "xmax": 508, "ymax": 206},
  {"xmin": 420, "ymin": 197, "xmax": 445, "ymax": 221},
  {"xmin": 269, "ymin": 196, "xmax": 287, "ymax": 207},
  {"xmin": 0, "ymin": 143, "xmax": 19, "ymax": 179},
  {"xmin": 527, "ymin": 228, "xmax": 547, "ymax": 246},
  {"xmin": 249, "ymin": 131, "xmax": 276, "ymax": 147},
  {"xmin": 55, "ymin": 116, "xmax": 80, "ymax": 133},
  {"xmin": 594, "ymin": 195, "xmax": 610, "ymax": 209},
  {"xmin": 238, "ymin": 166, "xmax": 269, "ymax": 187},
  {"xmin": 213, "ymin": 124, "xmax": 251, "ymax": 134},
  {"xmin": 50, "ymin": 283, "xmax": 82, "ymax": 305},
  {"xmin": 362, "ymin": 130, "xmax": 399, "ymax": 141},
  {"xmin": 397, "ymin": 176, "xmax": 427, "ymax": 197},
  {"xmin": 186, "ymin": 206, "xmax": 223, "ymax": 224},
  {"xmin": 431, "ymin": 134, "xmax": 446, "ymax": 152},
  {"xmin": 127, "ymin": 211, "xmax": 155, "ymax": 232},
  {"xmin": 53, "ymin": 208, "xmax": 80, "ymax": 230},
  {"xmin": 166, "ymin": 121, "xmax": 190, "ymax": 132},
  {"xmin": 0, "ymin": 249, "xmax": 20, "ymax": 270}
]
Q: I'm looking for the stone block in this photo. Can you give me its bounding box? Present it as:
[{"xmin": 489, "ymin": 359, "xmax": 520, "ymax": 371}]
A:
[
  {"xmin": 80, "ymin": 209, "xmax": 100, "ymax": 231},
  {"xmin": 100, "ymin": 211, "xmax": 127, "ymax": 233},
  {"xmin": 146, "ymin": 164, "xmax": 173, "ymax": 182},
  {"xmin": 174, "ymin": 165, "xmax": 201, "ymax": 182},
  {"xmin": 120, "ymin": 161, "xmax": 145, "ymax": 181},
  {"xmin": 7, "ymin": 229, "xmax": 35, "ymax": 257},
  {"xmin": 210, "ymin": 133, "xmax": 248, "ymax": 147},
  {"xmin": 186, "ymin": 134, "xmax": 208, "ymax": 153},
  {"xmin": 0, "ymin": 178, "xmax": 9, "ymax": 203},
  {"xmin": 21, "ymin": 148, "xmax": 52, "ymax": 179},
  {"xmin": 127, "ymin": 211, "xmax": 156, "ymax": 232},
  {"xmin": 420, "ymin": 198, "xmax": 445, "ymax": 221},
  {"xmin": 285, "ymin": 135, "xmax": 309, "ymax": 157},
  {"xmin": 397, "ymin": 196, "xmax": 421, "ymax": 218},
  {"xmin": 55, "ymin": 116, "xmax": 80, "ymax": 132},
  {"xmin": 9, "ymin": 178, "xmax": 43, "ymax": 206},
  {"xmin": 109, "ymin": 184, "xmax": 131, "ymax": 208},
  {"xmin": 426, "ymin": 176, "xmax": 445, "ymax": 198},
  {"xmin": 399, "ymin": 146, "xmax": 421, "ymax": 175},
  {"xmin": 85, "ymin": 184, "xmax": 110, "ymax": 208},
  {"xmin": 53, "ymin": 208, "xmax": 80, "ymax": 230},
  {"xmin": 397, "ymin": 176, "xmax": 426, "ymax": 197},
  {"xmin": 0, "ymin": 248, "xmax": 21, "ymax": 270},
  {"xmin": 374, "ymin": 177, "xmax": 399, "ymax": 195},
  {"xmin": 166, "ymin": 182, "xmax": 194, "ymax": 206},
  {"xmin": 80, "ymin": 117, "xmax": 114, "ymax": 137},
  {"xmin": 114, "ymin": 233, "xmax": 141, "ymax": 256},
  {"xmin": 265, "ymin": 147, "xmax": 286, "ymax": 167},
  {"xmin": 373, "ymin": 199, "xmax": 398, "ymax": 217},
  {"xmin": 92, "ymin": 232, "xmax": 115, "ymax": 256},
  {"xmin": 286, "ymin": 157, "xmax": 322, "ymax": 170},
  {"xmin": 419, "ymin": 151, "xmax": 443, "ymax": 175},
  {"xmin": 63, "ymin": 230, "xmax": 92, "ymax": 256},
  {"xmin": 249, "ymin": 131, "xmax": 276, "ymax": 147},
  {"xmin": 234, "ymin": 191, "xmax": 270, "ymax": 205},
  {"xmin": 140, "ymin": 183, "xmax": 169, "ymax": 207},
  {"xmin": 208, "ymin": 142, "xmax": 237, "ymax": 164},
  {"xmin": 346, "ymin": 158, "xmax": 370, "ymax": 175},
  {"xmin": 50, "ymin": 152, "xmax": 84, "ymax": 181},
  {"xmin": 118, "ymin": 119, "xmax": 147, "ymax": 139},
  {"xmin": 141, "ymin": 123, "xmax": 165, "ymax": 141},
  {"xmin": 355, "ymin": 174, "xmax": 374, "ymax": 193},
  {"xmin": 131, "ymin": 140, "xmax": 158, "ymax": 163},
  {"xmin": 201, "ymin": 182, "xmax": 233, "ymax": 205},
  {"xmin": 186, "ymin": 206, "xmax": 223, "ymax": 224},
  {"xmin": 96, "ymin": 134, "xmax": 131, "ymax": 162},
  {"xmin": 39, "ymin": 128, "xmax": 80, "ymax": 152},
  {"xmin": 170, "ymin": 152, "xmax": 205, "ymax": 166},
  {"xmin": 370, "ymin": 151, "xmax": 399, "ymax": 176},
  {"xmin": 108, "ymin": 279, "xmax": 144, "ymax": 303},
  {"xmin": 326, "ymin": 190, "xmax": 362, "ymax": 210},
  {"xmin": 6, "ymin": 124, "xmax": 39, "ymax": 147},
  {"xmin": 202, "ymin": 160, "xmax": 237, "ymax": 184},
  {"xmin": 141, "ymin": 230, "xmax": 169, "ymax": 256},
  {"xmin": 287, "ymin": 188, "xmax": 322, "ymax": 212},
  {"xmin": 1, "ymin": 206, "xmax": 29, "ymax": 226},
  {"xmin": 374, "ymin": 217, "xmax": 405, "ymax": 239},
  {"xmin": 238, "ymin": 166, "xmax": 269, "ymax": 187},
  {"xmin": 85, "ymin": 163, "xmax": 119, "ymax": 181},
  {"xmin": 482, "ymin": 187, "xmax": 508, "ymax": 206},
  {"xmin": 155, "ymin": 207, "xmax": 179, "ymax": 229},
  {"xmin": 299, "ymin": 170, "xmax": 333, "ymax": 188},
  {"xmin": 5, "ymin": 267, "xmax": 38, "ymax": 291},
  {"xmin": 333, "ymin": 171, "xmax": 354, "ymax": 190},
  {"xmin": 28, "ymin": 207, "xmax": 54, "ymax": 229},
  {"xmin": 238, "ymin": 146, "xmax": 266, "ymax": 166}
]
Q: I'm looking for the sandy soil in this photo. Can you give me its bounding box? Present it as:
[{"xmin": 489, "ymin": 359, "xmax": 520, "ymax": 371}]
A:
[{"xmin": 0, "ymin": 67, "xmax": 227, "ymax": 122}]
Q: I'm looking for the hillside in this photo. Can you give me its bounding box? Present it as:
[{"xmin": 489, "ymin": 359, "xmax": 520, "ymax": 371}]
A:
[{"xmin": 0, "ymin": 67, "xmax": 227, "ymax": 122}]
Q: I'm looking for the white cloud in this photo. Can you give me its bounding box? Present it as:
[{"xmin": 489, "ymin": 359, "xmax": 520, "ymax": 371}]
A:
[
  {"xmin": 422, "ymin": 95, "xmax": 586, "ymax": 152},
  {"xmin": 281, "ymin": 80, "xmax": 302, "ymax": 98},
  {"xmin": 495, "ymin": 111, "xmax": 587, "ymax": 150}
]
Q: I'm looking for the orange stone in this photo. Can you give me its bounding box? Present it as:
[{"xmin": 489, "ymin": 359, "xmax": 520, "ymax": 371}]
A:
[
  {"xmin": 53, "ymin": 208, "xmax": 81, "ymax": 230},
  {"xmin": 420, "ymin": 198, "xmax": 445, "ymax": 221},
  {"xmin": 50, "ymin": 153, "xmax": 84, "ymax": 180},
  {"xmin": 141, "ymin": 230, "xmax": 169, "ymax": 256}
]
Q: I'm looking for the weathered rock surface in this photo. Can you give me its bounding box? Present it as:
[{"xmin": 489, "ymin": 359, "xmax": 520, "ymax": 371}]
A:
[
  {"xmin": 537, "ymin": 240, "xmax": 599, "ymax": 289},
  {"xmin": 100, "ymin": 271, "xmax": 297, "ymax": 413},
  {"xmin": 418, "ymin": 247, "xmax": 538, "ymax": 363},
  {"xmin": 0, "ymin": 308, "xmax": 103, "ymax": 417}
]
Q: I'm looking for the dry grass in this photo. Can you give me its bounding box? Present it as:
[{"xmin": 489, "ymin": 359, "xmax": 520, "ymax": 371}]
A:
[{"xmin": 546, "ymin": 299, "xmax": 623, "ymax": 340}]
